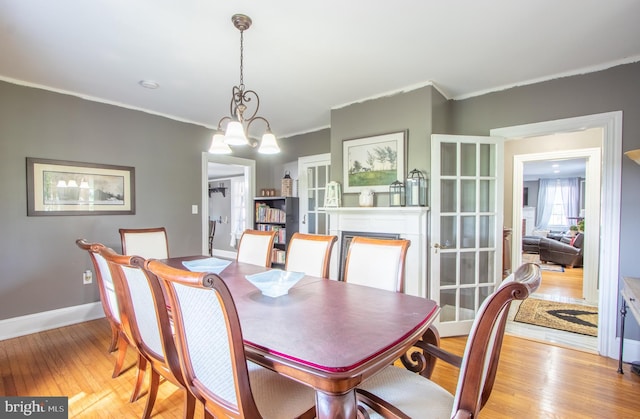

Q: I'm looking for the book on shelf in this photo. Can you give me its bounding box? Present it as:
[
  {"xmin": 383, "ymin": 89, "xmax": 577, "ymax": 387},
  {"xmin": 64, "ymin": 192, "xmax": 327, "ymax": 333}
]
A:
[
  {"xmin": 255, "ymin": 203, "xmax": 286, "ymax": 223},
  {"xmin": 255, "ymin": 224, "xmax": 286, "ymax": 244},
  {"xmin": 271, "ymin": 248, "xmax": 286, "ymax": 265}
]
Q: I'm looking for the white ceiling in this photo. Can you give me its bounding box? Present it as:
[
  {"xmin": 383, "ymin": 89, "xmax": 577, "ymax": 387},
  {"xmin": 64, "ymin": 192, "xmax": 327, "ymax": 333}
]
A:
[
  {"xmin": 523, "ymin": 158, "xmax": 585, "ymax": 181},
  {"xmin": 1, "ymin": 1, "xmax": 640, "ymax": 140}
]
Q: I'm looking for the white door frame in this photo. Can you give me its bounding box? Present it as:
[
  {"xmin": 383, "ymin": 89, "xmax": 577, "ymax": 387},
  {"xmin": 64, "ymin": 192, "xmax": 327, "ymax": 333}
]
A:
[
  {"xmin": 511, "ymin": 148, "xmax": 601, "ymax": 304},
  {"xmin": 491, "ymin": 111, "xmax": 623, "ymax": 359},
  {"xmin": 201, "ymin": 153, "xmax": 256, "ymax": 257}
]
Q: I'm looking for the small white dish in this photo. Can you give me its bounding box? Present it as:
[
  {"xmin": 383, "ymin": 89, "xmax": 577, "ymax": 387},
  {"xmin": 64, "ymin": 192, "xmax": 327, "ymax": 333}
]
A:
[
  {"xmin": 182, "ymin": 257, "xmax": 231, "ymax": 274},
  {"xmin": 245, "ymin": 269, "xmax": 304, "ymax": 298}
]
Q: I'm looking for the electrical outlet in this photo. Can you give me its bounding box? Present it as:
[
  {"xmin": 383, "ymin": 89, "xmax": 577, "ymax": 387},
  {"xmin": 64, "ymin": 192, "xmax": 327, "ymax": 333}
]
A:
[
  {"xmin": 83, "ymin": 270, "xmax": 93, "ymax": 285},
  {"xmin": 191, "ymin": 204, "xmax": 198, "ymax": 214}
]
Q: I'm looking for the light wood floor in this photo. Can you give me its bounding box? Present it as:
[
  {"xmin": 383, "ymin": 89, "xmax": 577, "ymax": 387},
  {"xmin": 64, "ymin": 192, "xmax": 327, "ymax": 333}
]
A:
[{"xmin": 1, "ymin": 318, "xmax": 639, "ymax": 418}]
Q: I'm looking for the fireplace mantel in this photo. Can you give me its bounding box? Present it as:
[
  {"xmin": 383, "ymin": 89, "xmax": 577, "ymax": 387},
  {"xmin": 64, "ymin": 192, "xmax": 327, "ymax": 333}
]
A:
[{"xmin": 324, "ymin": 206, "xmax": 429, "ymax": 297}]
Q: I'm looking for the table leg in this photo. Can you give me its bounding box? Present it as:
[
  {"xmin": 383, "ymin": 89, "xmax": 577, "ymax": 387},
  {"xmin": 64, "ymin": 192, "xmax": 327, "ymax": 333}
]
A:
[
  {"xmin": 315, "ymin": 390, "xmax": 357, "ymax": 419},
  {"xmin": 618, "ymin": 299, "xmax": 627, "ymax": 374}
]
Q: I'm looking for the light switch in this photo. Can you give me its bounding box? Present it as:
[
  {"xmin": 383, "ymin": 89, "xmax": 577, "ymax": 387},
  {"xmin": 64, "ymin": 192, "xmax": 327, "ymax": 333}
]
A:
[{"xmin": 191, "ymin": 204, "xmax": 198, "ymax": 214}]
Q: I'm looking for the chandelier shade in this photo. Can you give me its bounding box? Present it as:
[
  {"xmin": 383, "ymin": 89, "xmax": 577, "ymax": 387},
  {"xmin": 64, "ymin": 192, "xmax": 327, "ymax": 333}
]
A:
[
  {"xmin": 209, "ymin": 132, "xmax": 232, "ymax": 154},
  {"xmin": 210, "ymin": 14, "xmax": 280, "ymax": 155}
]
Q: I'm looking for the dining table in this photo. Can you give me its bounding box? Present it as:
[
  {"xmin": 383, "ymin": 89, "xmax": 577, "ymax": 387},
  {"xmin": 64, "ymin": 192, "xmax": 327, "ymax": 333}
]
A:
[{"xmin": 166, "ymin": 255, "xmax": 440, "ymax": 419}]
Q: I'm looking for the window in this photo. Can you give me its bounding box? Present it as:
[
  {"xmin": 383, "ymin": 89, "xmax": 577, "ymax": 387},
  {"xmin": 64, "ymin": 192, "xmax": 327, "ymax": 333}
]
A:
[{"xmin": 230, "ymin": 177, "xmax": 246, "ymax": 243}]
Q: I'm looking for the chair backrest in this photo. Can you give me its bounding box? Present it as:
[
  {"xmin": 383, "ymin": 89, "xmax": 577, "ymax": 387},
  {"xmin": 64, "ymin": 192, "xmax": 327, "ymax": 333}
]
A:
[
  {"xmin": 98, "ymin": 246, "xmax": 184, "ymax": 386},
  {"xmin": 343, "ymin": 236, "xmax": 410, "ymax": 292},
  {"xmin": 145, "ymin": 259, "xmax": 264, "ymax": 418},
  {"xmin": 236, "ymin": 229, "xmax": 277, "ymax": 267},
  {"xmin": 285, "ymin": 233, "xmax": 337, "ymax": 278},
  {"xmin": 452, "ymin": 263, "xmax": 541, "ymax": 417},
  {"xmin": 75, "ymin": 239, "xmax": 121, "ymax": 326},
  {"xmin": 119, "ymin": 227, "xmax": 169, "ymax": 259}
]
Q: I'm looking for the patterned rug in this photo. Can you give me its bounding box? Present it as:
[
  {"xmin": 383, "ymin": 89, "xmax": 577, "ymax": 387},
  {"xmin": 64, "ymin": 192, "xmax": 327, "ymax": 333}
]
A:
[
  {"xmin": 521, "ymin": 253, "xmax": 564, "ymax": 272},
  {"xmin": 514, "ymin": 299, "xmax": 597, "ymax": 337}
]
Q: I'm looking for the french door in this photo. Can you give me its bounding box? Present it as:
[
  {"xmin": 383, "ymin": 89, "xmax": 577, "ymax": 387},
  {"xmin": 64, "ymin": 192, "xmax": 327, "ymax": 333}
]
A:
[
  {"xmin": 298, "ymin": 154, "xmax": 331, "ymax": 234},
  {"xmin": 430, "ymin": 134, "xmax": 504, "ymax": 336}
]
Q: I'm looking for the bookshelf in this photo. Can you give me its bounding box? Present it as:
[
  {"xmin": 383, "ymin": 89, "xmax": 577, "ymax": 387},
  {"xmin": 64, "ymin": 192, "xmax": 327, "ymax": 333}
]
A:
[{"xmin": 254, "ymin": 197, "xmax": 299, "ymax": 267}]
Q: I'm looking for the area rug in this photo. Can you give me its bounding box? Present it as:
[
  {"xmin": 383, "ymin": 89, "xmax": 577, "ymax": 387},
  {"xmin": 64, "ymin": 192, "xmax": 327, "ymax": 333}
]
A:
[
  {"xmin": 521, "ymin": 253, "xmax": 564, "ymax": 272},
  {"xmin": 513, "ymin": 299, "xmax": 597, "ymax": 337}
]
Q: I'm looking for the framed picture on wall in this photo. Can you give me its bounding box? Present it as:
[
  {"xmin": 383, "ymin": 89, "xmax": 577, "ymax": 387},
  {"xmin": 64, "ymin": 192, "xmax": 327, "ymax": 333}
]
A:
[
  {"xmin": 342, "ymin": 130, "xmax": 407, "ymax": 193},
  {"xmin": 26, "ymin": 157, "xmax": 135, "ymax": 216}
]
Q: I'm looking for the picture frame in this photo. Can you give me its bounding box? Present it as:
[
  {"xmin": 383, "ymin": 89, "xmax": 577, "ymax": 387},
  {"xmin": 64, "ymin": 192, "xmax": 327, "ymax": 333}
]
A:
[
  {"xmin": 26, "ymin": 157, "xmax": 135, "ymax": 216},
  {"xmin": 342, "ymin": 130, "xmax": 407, "ymax": 193}
]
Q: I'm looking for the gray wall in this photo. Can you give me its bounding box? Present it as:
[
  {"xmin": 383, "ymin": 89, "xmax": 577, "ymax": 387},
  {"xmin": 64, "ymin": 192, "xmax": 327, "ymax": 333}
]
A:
[
  {"xmin": 0, "ymin": 81, "xmax": 208, "ymax": 319},
  {"xmin": 2, "ymin": 60, "xmax": 639, "ymax": 341},
  {"xmin": 450, "ymin": 61, "xmax": 640, "ymax": 339},
  {"xmin": 330, "ymin": 86, "xmax": 443, "ymax": 207},
  {"xmin": 0, "ymin": 80, "xmax": 330, "ymax": 321}
]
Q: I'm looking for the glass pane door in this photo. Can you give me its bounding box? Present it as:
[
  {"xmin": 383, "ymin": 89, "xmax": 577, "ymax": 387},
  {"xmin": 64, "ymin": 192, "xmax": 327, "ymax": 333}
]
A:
[{"xmin": 430, "ymin": 135, "xmax": 503, "ymax": 336}]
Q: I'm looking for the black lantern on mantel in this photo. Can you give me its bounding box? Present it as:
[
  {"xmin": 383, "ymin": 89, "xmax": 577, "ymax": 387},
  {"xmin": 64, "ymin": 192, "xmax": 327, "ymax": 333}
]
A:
[
  {"xmin": 389, "ymin": 180, "xmax": 405, "ymax": 207},
  {"xmin": 405, "ymin": 168, "xmax": 427, "ymax": 206}
]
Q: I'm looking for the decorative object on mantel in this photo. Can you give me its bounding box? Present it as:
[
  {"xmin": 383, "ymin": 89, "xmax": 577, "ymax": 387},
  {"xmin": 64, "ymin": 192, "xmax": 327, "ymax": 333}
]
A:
[
  {"xmin": 389, "ymin": 180, "xmax": 405, "ymax": 207},
  {"xmin": 324, "ymin": 181, "xmax": 342, "ymax": 207},
  {"xmin": 343, "ymin": 131, "xmax": 407, "ymax": 193},
  {"xmin": 259, "ymin": 188, "xmax": 277, "ymax": 197},
  {"xmin": 405, "ymin": 168, "xmax": 428, "ymax": 206},
  {"xmin": 624, "ymin": 149, "xmax": 640, "ymax": 165},
  {"xmin": 209, "ymin": 14, "xmax": 280, "ymax": 155},
  {"xmin": 358, "ymin": 188, "xmax": 375, "ymax": 207},
  {"xmin": 209, "ymin": 183, "xmax": 227, "ymax": 197},
  {"xmin": 281, "ymin": 171, "xmax": 293, "ymax": 197}
]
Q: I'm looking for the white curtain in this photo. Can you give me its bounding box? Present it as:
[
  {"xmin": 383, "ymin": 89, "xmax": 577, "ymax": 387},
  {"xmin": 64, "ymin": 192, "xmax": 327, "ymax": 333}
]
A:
[
  {"xmin": 229, "ymin": 177, "xmax": 246, "ymax": 248},
  {"xmin": 535, "ymin": 177, "xmax": 580, "ymax": 229}
]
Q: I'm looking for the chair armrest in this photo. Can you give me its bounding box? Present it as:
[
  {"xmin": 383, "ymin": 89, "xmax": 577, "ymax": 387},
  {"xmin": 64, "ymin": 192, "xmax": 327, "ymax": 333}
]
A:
[
  {"xmin": 452, "ymin": 410, "xmax": 473, "ymax": 419},
  {"xmin": 356, "ymin": 389, "xmax": 411, "ymax": 419},
  {"xmin": 398, "ymin": 325, "xmax": 462, "ymax": 379}
]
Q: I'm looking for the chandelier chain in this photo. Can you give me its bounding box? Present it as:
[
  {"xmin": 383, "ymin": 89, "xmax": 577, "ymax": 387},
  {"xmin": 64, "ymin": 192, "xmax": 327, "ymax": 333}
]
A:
[{"xmin": 239, "ymin": 29, "xmax": 244, "ymax": 88}]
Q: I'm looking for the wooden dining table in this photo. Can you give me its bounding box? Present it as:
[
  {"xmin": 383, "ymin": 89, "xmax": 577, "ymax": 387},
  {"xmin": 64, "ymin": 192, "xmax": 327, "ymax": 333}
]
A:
[{"xmin": 166, "ymin": 256, "xmax": 440, "ymax": 419}]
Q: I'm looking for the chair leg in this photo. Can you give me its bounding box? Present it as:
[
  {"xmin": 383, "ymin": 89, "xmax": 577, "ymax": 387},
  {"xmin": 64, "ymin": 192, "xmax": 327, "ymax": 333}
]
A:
[
  {"xmin": 112, "ymin": 333, "xmax": 128, "ymax": 378},
  {"xmin": 108, "ymin": 322, "xmax": 119, "ymax": 353},
  {"xmin": 129, "ymin": 354, "xmax": 147, "ymax": 403},
  {"xmin": 142, "ymin": 369, "xmax": 160, "ymax": 419},
  {"xmin": 183, "ymin": 391, "xmax": 196, "ymax": 419}
]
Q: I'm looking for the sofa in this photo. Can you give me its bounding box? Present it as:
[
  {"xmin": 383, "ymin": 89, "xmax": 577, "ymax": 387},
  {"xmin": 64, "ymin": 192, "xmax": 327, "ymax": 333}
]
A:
[{"xmin": 538, "ymin": 232, "xmax": 584, "ymax": 268}]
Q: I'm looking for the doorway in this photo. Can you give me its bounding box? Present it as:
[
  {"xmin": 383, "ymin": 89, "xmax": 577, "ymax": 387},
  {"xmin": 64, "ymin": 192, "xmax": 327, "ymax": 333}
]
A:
[
  {"xmin": 511, "ymin": 148, "xmax": 598, "ymax": 352},
  {"xmin": 491, "ymin": 111, "xmax": 623, "ymax": 359},
  {"xmin": 201, "ymin": 153, "xmax": 255, "ymax": 258}
]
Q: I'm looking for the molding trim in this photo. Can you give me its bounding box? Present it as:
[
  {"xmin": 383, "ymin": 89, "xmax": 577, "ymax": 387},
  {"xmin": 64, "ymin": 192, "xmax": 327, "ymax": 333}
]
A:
[
  {"xmin": 0, "ymin": 302, "xmax": 104, "ymax": 341},
  {"xmin": 491, "ymin": 111, "xmax": 623, "ymax": 359}
]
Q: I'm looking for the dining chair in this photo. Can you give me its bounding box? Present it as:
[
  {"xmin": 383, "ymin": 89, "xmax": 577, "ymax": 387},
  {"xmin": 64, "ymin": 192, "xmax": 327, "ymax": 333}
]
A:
[
  {"xmin": 285, "ymin": 233, "xmax": 338, "ymax": 279},
  {"xmin": 236, "ymin": 229, "xmax": 277, "ymax": 267},
  {"xmin": 144, "ymin": 259, "xmax": 317, "ymax": 419},
  {"xmin": 99, "ymin": 246, "xmax": 195, "ymax": 419},
  {"xmin": 75, "ymin": 240, "xmax": 130, "ymax": 374},
  {"xmin": 208, "ymin": 219, "xmax": 216, "ymax": 256},
  {"xmin": 119, "ymin": 227, "xmax": 169, "ymax": 259},
  {"xmin": 355, "ymin": 263, "xmax": 542, "ymax": 419},
  {"xmin": 342, "ymin": 236, "xmax": 411, "ymax": 292}
]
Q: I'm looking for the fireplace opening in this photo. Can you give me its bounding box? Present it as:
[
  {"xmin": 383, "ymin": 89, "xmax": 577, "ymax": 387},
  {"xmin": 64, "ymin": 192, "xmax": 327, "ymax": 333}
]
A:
[{"xmin": 338, "ymin": 231, "xmax": 401, "ymax": 281}]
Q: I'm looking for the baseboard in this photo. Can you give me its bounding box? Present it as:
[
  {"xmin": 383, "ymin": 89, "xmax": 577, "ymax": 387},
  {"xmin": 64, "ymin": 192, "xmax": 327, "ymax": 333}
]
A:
[
  {"xmin": 621, "ymin": 337, "xmax": 640, "ymax": 364},
  {"xmin": 0, "ymin": 302, "xmax": 105, "ymax": 341}
]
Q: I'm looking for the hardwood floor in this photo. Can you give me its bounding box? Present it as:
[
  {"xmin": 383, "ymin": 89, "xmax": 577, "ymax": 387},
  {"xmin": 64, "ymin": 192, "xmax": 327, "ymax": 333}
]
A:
[{"xmin": 1, "ymin": 318, "xmax": 639, "ymax": 417}]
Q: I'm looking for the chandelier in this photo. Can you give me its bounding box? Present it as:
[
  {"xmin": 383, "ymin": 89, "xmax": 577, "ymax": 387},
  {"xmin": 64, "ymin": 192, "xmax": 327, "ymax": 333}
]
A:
[{"xmin": 209, "ymin": 14, "xmax": 280, "ymax": 155}]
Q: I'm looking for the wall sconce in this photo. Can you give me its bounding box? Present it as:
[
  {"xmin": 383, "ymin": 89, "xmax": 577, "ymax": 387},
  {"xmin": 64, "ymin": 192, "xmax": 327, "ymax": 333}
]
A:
[
  {"xmin": 389, "ymin": 180, "xmax": 405, "ymax": 207},
  {"xmin": 625, "ymin": 149, "xmax": 640, "ymax": 165}
]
